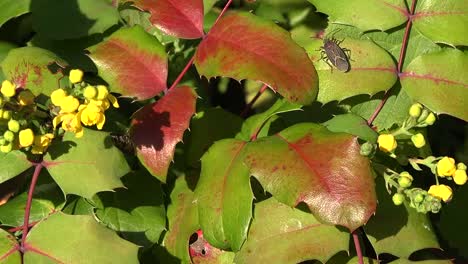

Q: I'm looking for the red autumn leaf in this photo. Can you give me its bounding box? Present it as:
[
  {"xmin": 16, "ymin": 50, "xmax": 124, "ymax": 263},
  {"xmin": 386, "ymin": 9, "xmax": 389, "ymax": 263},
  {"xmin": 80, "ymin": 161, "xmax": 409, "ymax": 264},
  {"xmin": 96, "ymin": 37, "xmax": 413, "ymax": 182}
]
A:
[
  {"xmin": 194, "ymin": 11, "xmax": 318, "ymax": 105},
  {"xmin": 88, "ymin": 26, "xmax": 168, "ymax": 100},
  {"xmin": 244, "ymin": 123, "xmax": 377, "ymax": 231},
  {"xmin": 129, "ymin": 0, "xmax": 204, "ymax": 39},
  {"xmin": 130, "ymin": 86, "xmax": 197, "ymax": 183}
]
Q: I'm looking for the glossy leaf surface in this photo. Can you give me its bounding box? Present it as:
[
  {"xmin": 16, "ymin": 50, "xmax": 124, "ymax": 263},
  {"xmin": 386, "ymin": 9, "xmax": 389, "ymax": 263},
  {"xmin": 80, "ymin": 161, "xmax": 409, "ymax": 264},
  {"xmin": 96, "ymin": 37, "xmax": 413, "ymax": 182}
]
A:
[
  {"xmin": 130, "ymin": 86, "xmax": 197, "ymax": 183},
  {"xmin": 195, "ymin": 139, "xmax": 252, "ymax": 251},
  {"xmin": 308, "ymin": 0, "xmax": 407, "ymax": 31},
  {"xmin": 129, "ymin": 0, "xmax": 204, "ymax": 39},
  {"xmin": 88, "ymin": 26, "xmax": 168, "ymax": 100},
  {"xmin": 195, "ymin": 11, "xmax": 318, "ymax": 105},
  {"xmin": 44, "ymin": 129, "xmax": 130, "ymax": 199},
  {"xmin": 24, "ymin": 214, "xmax": 139, "ymax": 263},
  {"xmin": 324, "ymin": 113, "xmax": 378, "ymax": 142},
  {"xmin": 234, "ymin": 198, "xmax": 348, "ymax": 263},
  {"xmin": 401, "ymin": 49, "xmax": 468, "ymax": 121},
  {"xmin": 0, "ymin": 151, "xmax": 30, "ymax": 184},
  {"xmin": 1, "ymin": 47, "xmax": 67, "ymax": 96},
  {"xmin": 244, "ymin": 123, "xmax": 377, "ymax": 231},
  {"xmin": 0, "ymin": 0, "xmax": 30, "ymax": 27},
  {"xmin": 0, "ymin": 228, "xmax": 20, "ymax": 263}
]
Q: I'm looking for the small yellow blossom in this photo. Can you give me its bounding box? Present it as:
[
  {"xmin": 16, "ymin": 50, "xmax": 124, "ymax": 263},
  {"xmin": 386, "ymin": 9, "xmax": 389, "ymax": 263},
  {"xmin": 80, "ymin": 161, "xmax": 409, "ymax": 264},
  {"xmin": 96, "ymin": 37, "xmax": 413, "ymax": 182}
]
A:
[
  {"xmin": 53, "ymin": 113, "xmax": 83, "ymax": 138},
  {"xmin": 437, "ymin": 157, "xmax": 456, "ymax": 177},
  {"xmin": 1, "ymin": 80, "xmax": 16, "ymax": 97},
  {"xmin": 83, "ymin": 86, "xmax": 97, "ymax": 99},
  {"xmin": 453, "ymin": 169, "xmax": 467, "ymax": 185},
  {"xmin": 78, "ymin": 102, "xmax": 106, "ymax": 129},
  {"xmin": 0, "ymin": 143, "xmax": 12, "ymax": 153},
  {"xmin": 59, "ymin": 95, "xmax": 80, "ymax": 113},
  {"xmin": 17, "ymin": 90, "xmax": 35, "ymax": 105},
  {"xmin": 69, "ymin": 69, "xmax": 84, "ymax": 84},
  {"xmin": 96, "ymin": 85, "xmax": 109, "ymax": 100},
  {"xmin": 51, "ymin": 89, "xmax": 67, "ymax": 106},
  {"xmin": 428, "ymin": 184, "xmax": 453, "ymax": 202},
  {"xmin": 425, "ymin": 113, "xmax": 436, "ymax": 125},
  {"xmin": 19, "ymin": 128, "xmax": 34, "ymax": 147},
  {"xmin": 409, "ymin": 103, "xmax": 422, "ymax": 118},
  {"xmin": 1, "ymin": 110, "xmax": 11, "ymax": 120},
  {"xmin": 411, "ymin": 133, "xmax": 426, "ymax": 148},
  {"xmin": 378, "ymin": 134, "xmax": 397, "ymax": 153},
  {"xmin": 31, "ymin": 133, "xmax": 54, "ymax": 154}
]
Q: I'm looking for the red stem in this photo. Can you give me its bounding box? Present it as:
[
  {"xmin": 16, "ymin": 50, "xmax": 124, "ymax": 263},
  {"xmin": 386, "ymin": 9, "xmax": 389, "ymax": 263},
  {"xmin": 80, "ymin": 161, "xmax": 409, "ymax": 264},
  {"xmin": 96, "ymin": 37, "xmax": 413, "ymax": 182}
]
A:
[
  {"xmin": 8, "ymin": 221, "xmax": 39, "ymax": 233},
  {"xmin": 167, "ymin": 0, "xmax": 234, "ymax": 92},
  {"xmin": 21, "ymin": 163, "xmax": 43, "ymax": 249},
  {"xmin": 367, "ymin": 0, "xmax": 417, "ymax": 126},
  {"xmin": 353, "ymin": 231, "xmax": 364, "ymax": 264},
  {"xmin": 240, "ymin": 83, "xmax": 268, "ymax": 117}
]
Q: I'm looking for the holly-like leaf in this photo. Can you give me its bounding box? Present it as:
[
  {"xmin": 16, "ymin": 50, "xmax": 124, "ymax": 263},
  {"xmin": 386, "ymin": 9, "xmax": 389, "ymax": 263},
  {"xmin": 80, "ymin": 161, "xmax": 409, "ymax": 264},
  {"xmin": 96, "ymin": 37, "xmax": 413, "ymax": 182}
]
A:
[
  {"xmin": 24, "ymin": 213, "xmax": 139, "ymax": 263},
  {"xmin": 310, "ymin": 38, "xmax": 397, "ymax": 104},
  {"xmin": 195, "ymin": 139, "xmax": 252, "ymax": 251},
  {"xmin": 94, "ymin": 170, "xmax": 166, "ymax": 246},
  {"xmin": 31, "ymin": 0, "xmax": 119, "ymax": 40},
  {"xmin": 0, "ymin": 170, "xmax": 64, "ymax": 227},
  {"xmin": 128, "ymin": 0, "xmax": 204, "ymax": 39},
  {"xmin": 195, "ymin": 11, "xmax": 318, "ymax": 105},
  {"xmin": 401, "ymin": 49, "xmax": 468, "ymax": 121},
  {"xmin": 130, "ymin": 86, "xmax": 197, "ymax": 183},
  {"xmin": 413, "ymin": 0, "xmax": 468, "ymax": 46},
  {"xmin": 0, "ymin": 0, "xmax": 30, "ymax": 27},
  {"xmin": 244, "ymin": 123, "xmax": 377, "ymax": 231},
  {"xmin": 186, "ymin": 107, "xmax": 243, "ymax": 167},
  {"xmin": 0, "ymin": 228, "xmax": 20, "ymax": 263},
  {"xmin": 324, "ymin": 113, "xmax": 378, "ymax": 142},
  {"xmin": 307, "ymin": 0, "xmax": 407, "ymax": 31},
  {"xmin": 234, "ymin": 198, "xmax": 348, "ymax": 263},
  {"xmin": 43, "ymin": 128, "xmax": 130, "ymax": 199},
  {"xmin": 0, "ymin": 151, "xmax": 30, "ymax": 184},
  {"xmin": 1, "ymin": 47, "xmax": 67, "ymax": 96},
  {"xmin": 163, "ymin": 176, "xmax": 199, "ymax": 262},
  {"xmin": 88, "ymin": 25, "xmax": 168, "ymax": 100},
  {"xmin": 364, "ymin": 177, "xmax": 440, "ymax": 258}
]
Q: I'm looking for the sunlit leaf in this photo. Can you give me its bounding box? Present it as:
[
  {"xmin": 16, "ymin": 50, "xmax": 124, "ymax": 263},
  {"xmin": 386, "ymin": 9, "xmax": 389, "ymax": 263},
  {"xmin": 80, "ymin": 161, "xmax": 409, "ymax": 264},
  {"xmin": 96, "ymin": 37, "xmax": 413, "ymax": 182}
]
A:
[
  {"xmin": 195, "ymin": 11, "xmax": 318, "ymax": 105},
  {"xmin": 0, "ymin": 0, "xmax": 30, "ymax": 27},
  {"xmin": 324, "ymin": 113, "xmax": 378, "ymax": 142},
  {"xmin": 0, "ymin": 228, "xmax": 20, "ymax": 263},
  {"xmin": 0, "ymin": 151, "xmax": 30, "ymax": 184}
]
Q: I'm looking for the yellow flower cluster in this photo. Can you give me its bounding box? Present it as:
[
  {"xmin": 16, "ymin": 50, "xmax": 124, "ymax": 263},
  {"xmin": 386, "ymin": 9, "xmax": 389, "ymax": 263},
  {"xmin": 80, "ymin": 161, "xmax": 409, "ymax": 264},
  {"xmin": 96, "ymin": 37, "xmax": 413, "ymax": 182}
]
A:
[
  {"xmin": 436, "ymin": 157, "xmax": 467, "ymax": 185},
  {"xmin": 377, "ymin": 134, "xmax": 397, "ymax": 153},
  {"xmin": 428, "ymin": 184, "xmax": 453, "ymax": 202}
]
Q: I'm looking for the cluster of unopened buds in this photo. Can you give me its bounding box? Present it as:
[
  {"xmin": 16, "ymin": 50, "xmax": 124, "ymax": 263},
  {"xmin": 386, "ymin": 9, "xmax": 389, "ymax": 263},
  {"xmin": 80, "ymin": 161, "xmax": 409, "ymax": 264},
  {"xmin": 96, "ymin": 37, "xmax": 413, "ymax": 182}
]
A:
[{"xmin": 0, "ymin": 80, "xmax": 53, "ymax": 154}]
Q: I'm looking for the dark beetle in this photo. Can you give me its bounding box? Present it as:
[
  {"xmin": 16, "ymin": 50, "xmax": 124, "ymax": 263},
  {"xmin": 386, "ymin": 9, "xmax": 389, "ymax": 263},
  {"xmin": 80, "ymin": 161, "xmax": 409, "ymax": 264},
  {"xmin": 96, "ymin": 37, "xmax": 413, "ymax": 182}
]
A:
[{"xmin": 319, "ymin": 34, "xmax": 351, "ymax": 72}]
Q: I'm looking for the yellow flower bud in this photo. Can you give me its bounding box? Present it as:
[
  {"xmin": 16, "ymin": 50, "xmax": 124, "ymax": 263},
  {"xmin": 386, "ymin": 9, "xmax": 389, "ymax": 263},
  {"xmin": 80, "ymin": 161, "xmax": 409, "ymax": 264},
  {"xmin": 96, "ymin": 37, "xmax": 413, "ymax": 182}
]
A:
[
  {"xmin": 51, "ymin": 89, "xmax": 67, "ymax": 106},
  {"xmin": 1, "ymin": 80, "xmax": 16, "ymax": 97},
  {"xmin": 411, "ymin": 133, "xmax": 426, "ymax": 148},
  {"xmin": 377, "ymin": 134, "xmax": 397, "ymax": 153},
  {"xmin": 428, "ymin": 184, "xmax": 452, "ymax": 202},
  {"xmin": 457, "ymin": 163, "xmax": 467, "ymax": 171},
  {"xmin": 453, "ymin": 169, "xmax": 467, "ymax": 185},
  {"xmin": 409, "ymin": 103, "xmax": 422, "ymax": 118},
  {"xmin": 83, "ymin": 86, "xmax": 97, "ymax": 99},
  {"xmin": 425, "ymin": 112, "xmax": 436, "ymax": 125},
  {"xmin": 2, "ymin": 110, "xmax": 11, "ymax": 120},
  {"xmin": 437, "ymin": 157, "xmax": 456, "ymax": 177},
  {"xmin": 17, "ymin": 90, "xmax": 35, "ymax": 105},
  {"xmin": 59, "ymin": 96, "xmax": 80, "ymax": 113},
  {"xmin": 31, "ymin": 133, "xmax": 54, "ymax": 154},
  {"xmin": 96, "ymin": 85, "xmax": 109, "ymax": 100},
  {"xmin": 0, "ymin": 143, "xmax": 12, "ymax": 153},
  {"xmin": 19, "ymin": 128, "xmax": 34, "ymax": 147},
  {"xmin": 69, "ymin": 69, "xmax": 84, "ymax": 84}
]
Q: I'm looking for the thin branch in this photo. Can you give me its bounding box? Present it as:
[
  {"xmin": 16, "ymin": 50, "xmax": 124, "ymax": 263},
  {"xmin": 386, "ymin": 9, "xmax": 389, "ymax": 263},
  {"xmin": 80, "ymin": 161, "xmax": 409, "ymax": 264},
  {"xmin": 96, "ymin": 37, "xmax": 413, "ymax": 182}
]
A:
[
  {"xmin": 21, "ymin": 163, "xmax": 43, "ymax": 250},
  {"xmin": 353, "ymin": 231, "xmax": 364, "ymax": 264},
  {"xmin": 240, "ymin": 83, "xmax": 268, "ymax": 118},
  {"xmin": 367, "ymin": 0, "xmax": 417, "ymax": 126}
]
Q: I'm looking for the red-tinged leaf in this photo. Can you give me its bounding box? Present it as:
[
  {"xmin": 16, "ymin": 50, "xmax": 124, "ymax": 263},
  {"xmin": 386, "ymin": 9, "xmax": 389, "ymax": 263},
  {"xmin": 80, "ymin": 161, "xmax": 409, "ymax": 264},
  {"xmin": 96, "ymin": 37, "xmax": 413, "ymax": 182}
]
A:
[
  {"xmin": 128, "ymin": 0, "xmax": 204, "ymax": 39},
  {"xmin": 88, "ymin": 26, "xmax": 167, "ymax": 100},
  {"xmin": 194, "ymin": 11, "xmax": 318, "ymax": 105},
  {"xmin": 130, "ymin": 86, "xmax": 197, "ymax": 182},
  {"xmin": 190, "ymin": 230, "xmax": 235, "ymax": 264},
  {"xmin": 244, "ymin": 123, "xmax": 377, "ymax": 231}
]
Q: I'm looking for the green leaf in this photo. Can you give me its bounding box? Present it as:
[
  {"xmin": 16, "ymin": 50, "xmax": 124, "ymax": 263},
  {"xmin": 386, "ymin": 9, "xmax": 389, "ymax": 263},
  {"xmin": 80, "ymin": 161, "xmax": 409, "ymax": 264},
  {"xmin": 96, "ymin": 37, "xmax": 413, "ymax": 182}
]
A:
[
  {"xmin": 88, "ymin": 25, "xmax": 168, "ymax": 100},
  {"xmin": 0, "ymin": 0, "xmax": 30, "ymax": 27},
  {"xmin": 324, "ymin": 113, "xmax": 378, "ymax": 142},
  {"xmin": 43, "ymin": 128, "xmax": 130, "ymax": 199},
  {"xmin": 186, "ymin": 107, "xmax": 243, "ymax": 167},
  {"xmin": 401, "ymin": 49, "xmax": 468, "ymax": 121},
  {"xmin": 31, "ymin": 0, "xmax": 119, "ymax": 40},
  {"xmin": 236, "ymin": 99, "xmax": 302, "ymax": 141},
  {"xmin": 1, "ymin": 47, "xmax": 67, "ymax": 96},
  {"xmin": 24, "ymin": 213, "xmax": 139, "ymax": 264},
  {"xmin": 194, "ymin": 11, "xmax": 318, "ymax": 105},
  {"xmin": 94, "ymin": 170, "xmax": 166, "ymax": 246},
  {"xmin": 413, "ymin": 0, "xmax": 468, "ymax": 46},
  {"xmin": 195, "ymin": 139, "xmax": 252, "ymax": 251},
  {"xmin": 364, "ymin": 177, "xmax": 440, "ymax": 258},
  {"xmin": 0, "ymin": 151, "xmax": 31, "ymax": 184},
  {"xmin": 0, "ymin": 228, "xmax": 20, "ymax": 263},
  {"xmin": 244, "ymin": 123, "xmax": 377, "ymax": 231},
  {"xmin": 0, "ymin": 170, "xmax": 65, "ymax": 227},
  {"xmin": 203, "ymin": 0, "xmax": 218, "ymax": 14},
  {"xmin": 307, "ymin": 0, "xmax": 407, "ymax": 31},
  {"xmin": 234, "ymin": 198, "xmax": 348, "ymax": 264},
  {"xmin": 0, "ymin": 41, "xmax": 16, "ymax": 63},
  {"xmin": 311, "ymin": 38, "xmax": 397, "ymax": 104},
  {"xmin": 62, "ymin": 196, "xmax": 95, "ymax": 215},
  {"xmin": 190, "ymin": 231, "xmax": 236, "ymax": 264},
  {"xmin": 163, "ymin": 176, "xmax": 199, "ymax": 262}
]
